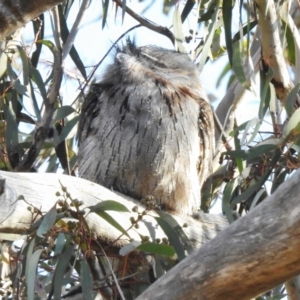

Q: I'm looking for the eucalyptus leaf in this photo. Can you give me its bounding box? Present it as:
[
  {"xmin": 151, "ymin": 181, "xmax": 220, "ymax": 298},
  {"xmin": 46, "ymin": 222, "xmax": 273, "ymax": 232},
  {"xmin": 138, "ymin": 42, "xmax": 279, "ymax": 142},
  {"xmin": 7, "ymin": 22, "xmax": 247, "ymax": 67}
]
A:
[
  {"xmin": 155, "ymin": 217, "xmax": 186, "ymax": 261},
  {"xmin": 173, "ymin": 6, "xmax": 186, "ymax": 53},
  {"xmin": 137, "ymin": 242, "xmax": 175, "ymax": 257},
  {"xmin": 53, "ymin": 106, "xmax": 76, "ymax": 122},
  {"xmin": 120, "ymin": 240, "xmax": 141, "ymax": 256},
  {"xmin": 26, "ymin": 248, "xmax": 44, "ymax": 300},
  {"xmin": 89, "ymin": 200, "xmax": 130, "ymax": 213},
  {"xmin": 16, "ymin": 45, "xmax": 29, "ymax": 85},
  {"xmin": 285, "ymin": 83, "xmax": 300, "ymax": 117},
  {"xmin": 36, "ymin": 204, "xmax": 57, "ymax": 238},
  {"xmin": 284, "ymin": 107, "xmax": 300, "ymax": 137},
  {"xmin": 53, "ymin": 245, "xmax": 75, "ymax": 300},
  {"xmin": 80, "ymin": 258, "xmax": 93, "ymax": 300},
  {"xmin": 56, "ymin": 115, "xmax": 79, "ymax": 144},
  {"xmin": 93, "ymin": 210, "xmax": 130, "ymax": 237}
]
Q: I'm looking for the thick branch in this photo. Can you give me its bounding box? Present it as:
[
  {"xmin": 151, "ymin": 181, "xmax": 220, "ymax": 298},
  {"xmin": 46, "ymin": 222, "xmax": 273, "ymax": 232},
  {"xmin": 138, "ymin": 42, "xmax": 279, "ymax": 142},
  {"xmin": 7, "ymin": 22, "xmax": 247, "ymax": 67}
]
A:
[
  {"xmin": 137, "ymin": 169, "xmax": 300, "ymax": 300},
  {"xmin": 255, "ymin": 0, "xmax": 294, "ymax": 104},
  {"xmin": 0, "ymin": 0, "xmax": 64, "ymax": 39},
  {"xmin": 0, "ymin": 171, "xmax": 227, "ymax": 249}
]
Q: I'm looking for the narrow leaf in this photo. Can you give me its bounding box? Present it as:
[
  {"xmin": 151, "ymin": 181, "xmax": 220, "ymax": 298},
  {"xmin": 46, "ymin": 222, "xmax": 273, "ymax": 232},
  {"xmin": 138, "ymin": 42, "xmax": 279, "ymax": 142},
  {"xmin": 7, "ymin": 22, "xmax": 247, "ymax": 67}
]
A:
[
  {"xmin": 173, "ymin": 6, "xmax": 186, "ymax": 53},
  {"xmin": 284, "ymin": 107, "xmax": 300, "ymax": 137},
  {"xmin": 120, "ymin": 240, "xmax": 141, "ymax": 256},
  {"xmin": 53, "ymin": 106, "xmax": 76, "ymax": 122},
  {"xmin": 36, "ymin": 204, "xmax": 57, "ymax": 237},
  {"xmin": 80, "ymin": 258, "xmax": 93, "ymax": 300},
  {"xmin": 137, "ymin": 242, "xmax": 175, "ymax": 257},
  {"xmin": 285, "ymin": 83, "xmax": 300, "ymax": 117},
  {"xmin": 155, "ymin": 217, "xmax": 186, "ymax": 261},
  {"xmin": 16, "ymin": 45, "xmax": 29, "ymax": 85},
  {"xmin": 95, "ymin": 210, "xmax": 130, "ymax": 237},
  {"xmin": 223, "ymin": 0, "xmax": 233, "ymax": 66},
  {"xmin": 56, "ymin": 115, "xmax": 79, "ymax": 144},
  {"xmin": 26, "ymin": 249, "xmax": 44, "ymax": 300},
  {"xmin": 89, "ymin": 200, "xmax": 130, "ymax": 213},
  {"xmin": 53, "ymin": 245, "xmax": 75, "ymax": 300}
]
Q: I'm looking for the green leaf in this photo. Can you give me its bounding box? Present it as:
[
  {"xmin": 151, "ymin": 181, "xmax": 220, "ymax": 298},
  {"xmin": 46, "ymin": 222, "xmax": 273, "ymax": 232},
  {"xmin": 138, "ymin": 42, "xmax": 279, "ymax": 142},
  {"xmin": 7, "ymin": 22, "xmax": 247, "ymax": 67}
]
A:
[
  {"xmin": 30, "ymin": 65, "xmax": 47, "ymax": 102},
  {"xmin": 232, "ymin": 20, "xmax": 257, "ymax": 43},
  {"xmin": 155, "ymin": 217, "xmax": 186, "ymax": 261},
  {"xmin": 57, "ymin": 6, "xmax": 87, "ymax": 79},
  {"xmin": 28, "ymin": 80, "xmax": 41, "ymax": 121},
  {"xmin": 284, "ymin": 107, "xmax": 300, "ymax": 137},
  {"xmin": 157, "ymin": 211, "xmax": 194, "ymax": 254},
  {"xmin": 7, "ymin": 61, "xmax": 27, "ymax": 95},
  {"xmin": 16, "ymin": 45, "xmax": 29, "ymax": 86},
  {"xmin": 240, "ymin": 118, "xmax": 260, "ymax": 145},
  {"xmin": 36, "ymin": 40, "xmax": 58, "ymax": 84},
  {"xmin": 223, "ymin": 0, "xmax": 233, "ymax": 66},
  {"xmin": 51, "ymin": 233, "xmax": 66, "ymax": 265},
  {"xmin": 53, "ymin": 244, "xmax": 75, "ymax": 300},
  {"xmin": 198, "ymin": 2, "xmax": 219, "ymax": 72},
  {"xmin": 26, "ymin": 249, "xmax": 44, "ymax": 300},
  {"xmin": 119, "ymin": 240, "xmax": 141, "ymax": 256},
  {"xmin": 232, "ymin": 41, "xmax": 249, "ymax": 89},
  {"xmin": 25, "ymin": 237, "xmax": 36, "ymax": 299},
  {"xmin": 94, "ymin": 210, "xmax": 130, "ymax": 237},
  {"xmin": 53, "ymin": 106, "xmax": 76, "ymax": 122},
  {"xmin": 271, "ymin": 169, "xmax": 288, "ymax": 194},
  {"xmin": 248, "ymin": 189, "xmax": 266, "ymax": 210},
  {"xmin": 231, "ymin": 148, "xmax": 281, "ymax": 205},
  {"xmin": 173, "ymin": 6, "xmax": 186, "ymax": 53},
  {"xmin": 37, "ymin": 204, "xmax": 57, "ymax": 238},
  {"xmin": 56, "ymin": 115, "xmax": 79, "ymax": 144},
  {"xmin": 226, "ymin": 144, "xmax": 277, "ymax": 161},
  {"xmin": 181, "ymin": 0, "xmax": 195, "ymax": 23},
  {"xmin": 153, "ymin": 255, "xmax": 171, "ymax": 278},
  {"xmin": 233, "ymin": 119, "xmax": 243, "ymax": 173},
  {"xmin": 102, "ymin": 0, "xmax": 109, "ymax": 29},
  {"xmin": 31, "ymin": 15, "xmax": 44, "ymax": 68},
  {"xmin": 80, "ymin": 258, "xmax": 93, "ymax": 300},
  {"xmin": 3, "ymin": 101, "xmax": 18, "ymax": 145},
  {"xmin": 89, "ymin": 200, "xmax": 130, "ymax": 212},
  {"xmin": 282, "ymin": 18, "xmax": 296, "ymax": 66},
  {"xmin": 137, "ymin": 242, "xmax": 175, "ymax": 257},
  {"xmin": 259, "ymin": 68, "xmax": 273, "ymax": 119},
  {"xmin": 285, "ymin": 83, "xmax": 300, "ymax": 117},
  {"xmin": 216, "ymin": 62, "xmax": 231, "ymax": 88},
  {"xmin": 222, "ymin": 177, "xmax": 239, "ymax": 223}
]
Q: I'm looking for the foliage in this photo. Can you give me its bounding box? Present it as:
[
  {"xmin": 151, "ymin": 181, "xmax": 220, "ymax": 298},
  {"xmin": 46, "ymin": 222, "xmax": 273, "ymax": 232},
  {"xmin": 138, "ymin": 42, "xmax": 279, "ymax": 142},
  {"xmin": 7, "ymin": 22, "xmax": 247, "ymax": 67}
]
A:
[{"xmin": 0, "ymin": 0, "xmax": 300, "ymax": 299}]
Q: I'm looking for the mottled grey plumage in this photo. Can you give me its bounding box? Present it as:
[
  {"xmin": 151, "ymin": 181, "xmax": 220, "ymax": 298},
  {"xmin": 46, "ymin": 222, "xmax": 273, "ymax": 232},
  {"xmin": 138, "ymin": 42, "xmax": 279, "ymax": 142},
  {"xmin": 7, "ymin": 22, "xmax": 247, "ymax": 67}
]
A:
[{"xmin": 77, "ymin": 40, "xmax": 214, "ymax": 215}]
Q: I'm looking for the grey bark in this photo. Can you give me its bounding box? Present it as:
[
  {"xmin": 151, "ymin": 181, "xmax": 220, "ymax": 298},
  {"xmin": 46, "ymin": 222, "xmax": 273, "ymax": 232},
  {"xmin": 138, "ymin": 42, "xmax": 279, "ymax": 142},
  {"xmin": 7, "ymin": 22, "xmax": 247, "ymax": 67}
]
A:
[
  {"xmin": 0, "ymin": 0, "xmax": 64, "ymax": 39},
  {"xmin": 0, "ymin": 171, "xmax": 227, "ymax": 249},
  {"xmin": 136, "ymin": 169, "xmax": 300, "ymax": 300}
]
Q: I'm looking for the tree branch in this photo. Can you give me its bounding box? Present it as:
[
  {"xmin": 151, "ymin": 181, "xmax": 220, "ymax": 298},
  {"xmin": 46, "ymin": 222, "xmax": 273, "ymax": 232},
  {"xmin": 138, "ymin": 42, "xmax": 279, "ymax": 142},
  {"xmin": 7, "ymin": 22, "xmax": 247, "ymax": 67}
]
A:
[
  {"xmin": 0, "ymin": 171, "xmax": 228, "ymax": 250},
  {"xmin": 255, "ymin": 0, "xmax": 294, "ymax": 106},
  {"xmin": 136, "ymin": 169, "xmax": 300, "ymax": 300},
  {"xmin": 0, "ymin": 0, "xmax": 64, "ymax": 39},
  {"xmin": 112, "ymin": 0, "xmax": 175, "ymax": 45}
]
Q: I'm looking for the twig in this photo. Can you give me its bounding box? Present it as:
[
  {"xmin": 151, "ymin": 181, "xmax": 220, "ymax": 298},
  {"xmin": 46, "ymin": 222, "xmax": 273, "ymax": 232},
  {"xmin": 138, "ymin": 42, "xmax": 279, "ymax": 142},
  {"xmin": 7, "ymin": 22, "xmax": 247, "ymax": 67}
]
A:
[
  {"xmin": 62, "ymin": 0, "xmax": 90, "ymax": 61},
  {"xmin": 112, "ymin": 0, "xmax": 175, "ymax": 45},
  {"xmin": 14, "ymin": 7, "xmax": 63, "ymax": 171}
]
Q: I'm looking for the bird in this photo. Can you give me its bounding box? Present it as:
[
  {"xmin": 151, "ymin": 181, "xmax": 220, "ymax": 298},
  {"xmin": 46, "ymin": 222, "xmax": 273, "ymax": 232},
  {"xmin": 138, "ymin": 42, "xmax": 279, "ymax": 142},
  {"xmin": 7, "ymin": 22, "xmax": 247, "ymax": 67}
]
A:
[{"xmin": 77, "ymin": 39, "xmax": 214, "ymax": 216}]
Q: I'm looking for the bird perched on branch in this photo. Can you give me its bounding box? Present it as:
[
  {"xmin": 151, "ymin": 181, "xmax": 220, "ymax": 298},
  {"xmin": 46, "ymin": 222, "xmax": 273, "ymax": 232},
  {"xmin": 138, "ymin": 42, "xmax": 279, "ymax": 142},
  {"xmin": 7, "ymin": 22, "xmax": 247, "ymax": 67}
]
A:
[{"xmin": 77, "ymin": 39, "xmax": 214, "ymax": 215}]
